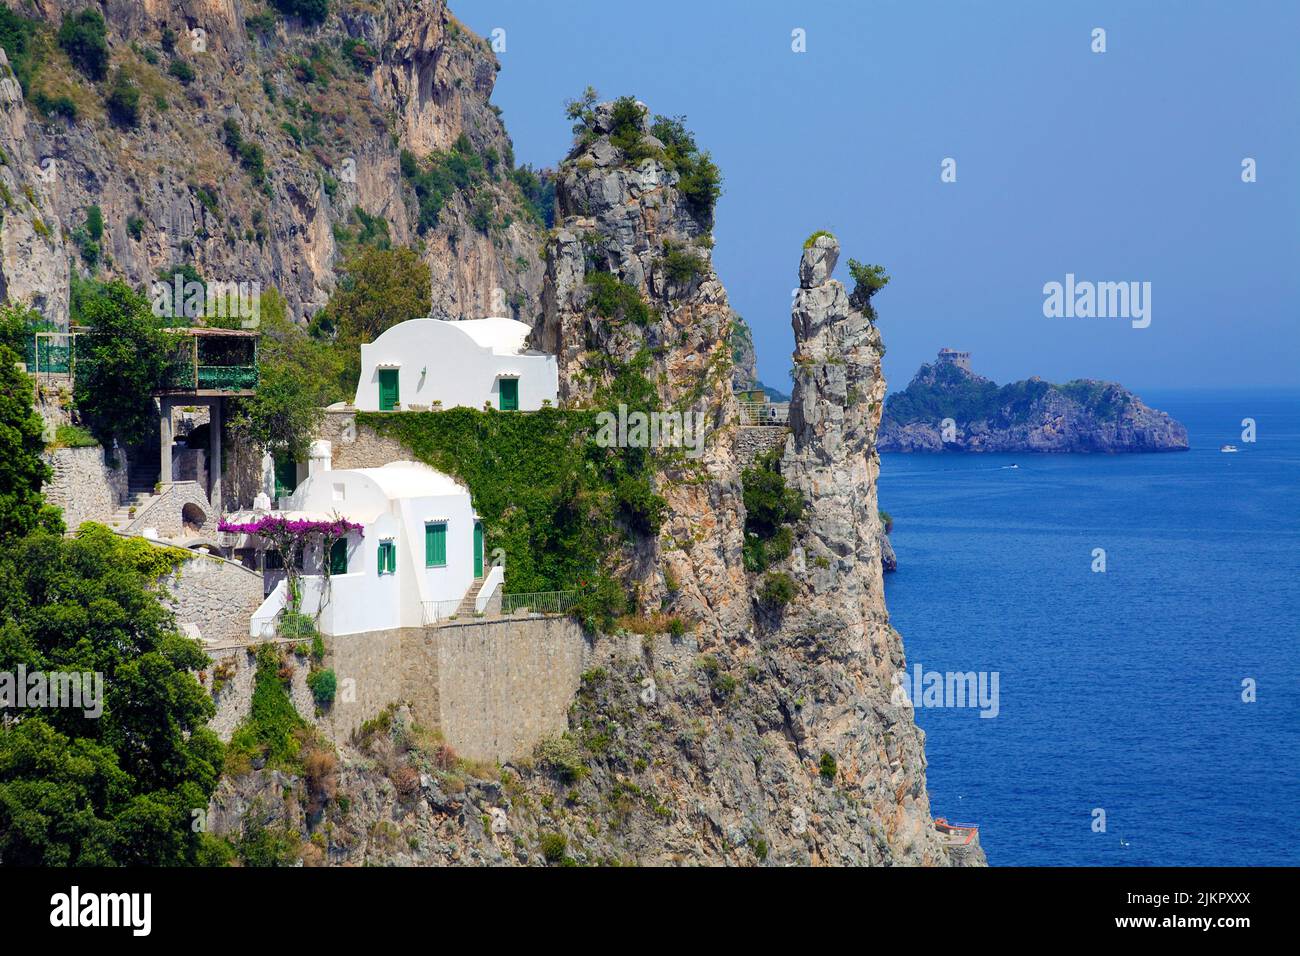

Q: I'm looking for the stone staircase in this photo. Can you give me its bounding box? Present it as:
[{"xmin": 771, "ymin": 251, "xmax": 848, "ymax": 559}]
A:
[
  {"xmin": 455, "ymin": 577, "xmax": 487, "ymax": 617},
  {"xmin": 107, "ymin": 482, "xmax": 159, "ymax": 531},
  {"xmin": 107, "ymin": 452, "xmax": 161, "ymax": 531}
]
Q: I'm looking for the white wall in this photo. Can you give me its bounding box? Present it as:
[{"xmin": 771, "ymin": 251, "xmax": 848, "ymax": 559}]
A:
[
  {"xmin": 287, "ymin": 470, "xmax": 479, "ymax": 636},
  {"xmin": 355, "ymin": 319, "xmax": 558, "ymax": 412}
]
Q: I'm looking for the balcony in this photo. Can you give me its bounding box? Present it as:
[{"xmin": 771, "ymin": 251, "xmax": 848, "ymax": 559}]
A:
[{"xmin": 158, "ymin": 327, "xmax": 259, "ymax": 396}]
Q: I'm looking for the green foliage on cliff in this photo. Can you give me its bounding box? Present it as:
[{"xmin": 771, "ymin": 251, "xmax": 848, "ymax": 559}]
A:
[
  {"xmin": 0, "ymin": 524, "xmax": 221, "ymax": 865},
  {"xmin": 310, "ymin": 246, "xmax": 432, "ymax": 391},
  {"xmin": 847, "ymin": 259, "xmax": 890, "ymax": 317},
  {"xmin": 741, "ymin": 448, "xmax": 803, "ymax": 573},
  {"xmin": 0, "ymin": 7, "xmax": 39, "ymax": 93},
  {"xmin": 585, "ymin": 271, "xmax": 655, "ymax": 327},
  {"xmin": 57, "ymin": 9, "xmax": 108, "ymax": 82},
  {"xmin": 650, "ymin": 114, "xmax": 722, "ymax": 223},
  {"xmin": 401, "ymin": 134, "xmax": 485, "ymax": 233},
  {"xmin": 804, "ymin": 230, "xmax": 835, "ymax": 249},
  {"xmin": 360, "ymin": 405, "xmax": 665, "ymax": 627},
  {"xmin": 271, "ymin": 0, "xmax": 330, "ymax": 27},
  {"xmin": 227, "ymin": 643, "xmax": 307, "ymax": 772}
]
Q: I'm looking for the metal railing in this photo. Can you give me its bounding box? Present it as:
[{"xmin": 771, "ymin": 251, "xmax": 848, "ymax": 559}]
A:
[
  {"xmin": 738, "ymin": 402, "xmax": 789, "ymax": 426},
  {"xmin": 421, "ymin": 598, "xmax": 464, "ymax": 625},
  {"xmin": 500, "ymin": 590, "xmax": 581, "ymax": 616}
]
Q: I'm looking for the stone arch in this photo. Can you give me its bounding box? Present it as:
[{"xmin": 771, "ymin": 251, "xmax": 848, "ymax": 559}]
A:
[{"xmin": 181, "ymin": 502, "xmax": 207, "ymax": 534}]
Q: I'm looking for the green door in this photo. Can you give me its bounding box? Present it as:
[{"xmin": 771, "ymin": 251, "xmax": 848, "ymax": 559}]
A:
[
  {"xmin": 274, "ymin": 456, "xmax": 296, "ymax": 500},
  {"xmin": 499, "ymin": 378, "xmax": 518, "ymax": 411},
  {"xmin": 473, "ymin": 522, "xmax": 484, "ymax": 578},
  {"xmin": 378, "ymin": 368, "xmax": 399, "ymax": 411}
]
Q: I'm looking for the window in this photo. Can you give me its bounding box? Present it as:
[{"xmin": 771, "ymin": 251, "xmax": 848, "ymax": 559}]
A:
[
  {"xmin": 264, "ymin": 549, "xmax": 284, "ymax": 571},
  {"xmin": 378, "ymin": 368, "xmax": 400, "ymax": 411},
  {"xmin": 330, "ymin": 538, "xmax": 348, "ymax": 575},
  {"xmin": 499, "ymin": 377, "xmax": 518, "ymax": 411},
  {"xmin": 425, "ymin": 522, "xmax": 447, "ymax": 567},
  {"xmin": 377, "ymin": 541, "xmax": 396, "ymax": 575}
]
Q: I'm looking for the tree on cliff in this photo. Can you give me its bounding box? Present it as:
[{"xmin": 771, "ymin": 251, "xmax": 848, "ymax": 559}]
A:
[
  {"xmin": 0, "ymin": 525, "xmax": 223, "ymax": 865},
  {"xmin": 231, "ymin": 289, "xmax": 343, "ymax": 458},
  {"xmin": 310, "ymin": 247, "xmax": 432, "ymax": 394},
  {"xmin": 847, "ymin": 259, "xmax": 891, "ymax": 320},
  {"xmin": 72, "ymin": 280, "xmax": 178, "ymax": 446},
  {"xmin": 0, "ymin": 344, "xmax": 62, "ymax": 540}
]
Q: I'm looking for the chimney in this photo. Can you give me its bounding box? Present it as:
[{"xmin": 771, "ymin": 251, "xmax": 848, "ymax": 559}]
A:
[{"xmin": 308, "ymin": 440, "xmax": 332, "ymax": 477}]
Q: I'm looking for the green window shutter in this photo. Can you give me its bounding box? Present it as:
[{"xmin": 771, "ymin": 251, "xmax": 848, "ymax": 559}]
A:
[
  {"xmin": 499, "ymin": 378, "xmax": 518, "ymax": 411},
  {"xmin": 425, "ymin": 523, "xmax": 446, "ymax": 567},
  {"xmin": 330, "ymin": 538, "xmax": 348, "ymax": 575},
  {"xmin": 377, "ymin": 542, "xmax": 384, "ymax": 575}
]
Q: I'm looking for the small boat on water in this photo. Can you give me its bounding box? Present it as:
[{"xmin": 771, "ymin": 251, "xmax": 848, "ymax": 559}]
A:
[{"xmin": 1220, "ymin": 444, "xmax": 1239, "ymax": 453}]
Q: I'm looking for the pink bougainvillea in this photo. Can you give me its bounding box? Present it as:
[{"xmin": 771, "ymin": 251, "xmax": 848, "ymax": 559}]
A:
[{"xmin": 217, "ymin": 515, "xmax": 364, "ymax": 538}]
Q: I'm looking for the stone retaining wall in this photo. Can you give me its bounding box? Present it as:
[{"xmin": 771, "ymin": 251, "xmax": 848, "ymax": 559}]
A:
[
  {"xmin": 42, "ymin": 445, "xmax": 127, "ymax": 529},
  {"xmin": 736, "ymin": 425, "xmax": 790, "ymax": 467},
  {"xmin": 204, "ymin": 615, "xmax": 591, "ymax": 763},
  {"xmin": 318, "ymin": 408, "xmax": 411, "ymax": 470},
  {"xmin": 162, "ymin": 552, "xmax": 266, "ymax": 647}
]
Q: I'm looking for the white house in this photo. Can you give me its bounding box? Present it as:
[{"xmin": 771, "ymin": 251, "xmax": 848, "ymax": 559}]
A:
[
  {"xmin": 247, "ymin": 459, "xmax": 501, "ymax": 637},
  {"xmin": 354, "ymin": 317, "xmax": 559, "ymax": 412}
]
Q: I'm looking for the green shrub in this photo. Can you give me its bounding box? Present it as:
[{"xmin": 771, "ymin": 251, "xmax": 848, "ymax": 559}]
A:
[
  {"xmin": 741, "ymin": 448, "xmax": 803, "ymax": 572},
  {"xmin": 656, "ymin": 241, "xmax": 706, "ymax": 286},
  {"xmin": 271, "ymin": 0, "xmax": 330, "ymax": 26},
  {"xmin": 168, "ymin": 59, "xmax": 195, "ymax": 84},
  {"xmin": 226, "ymin": 643, "xmax": 307, "ymax": 771},
  {"xmin": 400, "ymin": 134, "xmax": 484, "ymax": 233},
  {"xmin": 53, "ymin": 423, "xmax": 97, "ymax": 448},
  {"xmin": 539, "ymin": 832, "xmax": 568, "ymax": 864},
  {"xmin": 584, "ymin": 271, "xmax": 653, "ymax": 326},
  {"xmin": 649, "ymin": 114, "xmax": 722, "ymax": 223},
  {"xmin": 307, "ymin": 668, "xmax": 336, "ymax": 707},
  {"xmin": 803, "ymin": 230, "xmax": 835, "ymax": 248},
  {"xmin": 105, "ymin": 70, "xmax": 141, "ymax": 128},
  {"xmin": 818, "ymin": 751, "xmax": 838, "ymax": 782},
  {"xmin": 758, "ymin": 572, "xmax": 795, "ymax": 610},
  {"xmin": 57, "ymin": 9, "xmax": 108, "ymax": 81},
  {"xmin": 32, "ymin": 92, "xmax": 78, "ymax": 121},
  {"xmin": 0, "ymin": 7, "xmax": 40, "ymax": 94},
  {"xmin": 278, "ymin": 610, "xmax": 317, "ymax": 639},
  {"xmin": 126, "ymin": 216, "xmax": 144, "ymax": 240},
  {"xmin": 538, "ymin": 734, "xmax": 587, "ymax": 784}
]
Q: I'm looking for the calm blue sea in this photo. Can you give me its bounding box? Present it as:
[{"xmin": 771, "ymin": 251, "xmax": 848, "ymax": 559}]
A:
[{"xmin": 880, "ymin": 389, "xmax": 1300, "ymax": 866}]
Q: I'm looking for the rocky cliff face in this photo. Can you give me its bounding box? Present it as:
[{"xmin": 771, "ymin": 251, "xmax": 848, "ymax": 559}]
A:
[
  {"xmin": 206, "ymin": 114, "xmax": 982, "ymax": 868},
  {"xmin": 0, "ymin": 0, "xmax": 545, "ymax": 326},
  {"xmin": 531, "ymin": 98, "xmax": 750, "ymax": 638},
  {"xmin": 0, "ymin": 48, "xmax": 70, "ymax": 320},
  {"xmin": 880, "ymin": 358, "xmax": 1189, "ymax": 453}
]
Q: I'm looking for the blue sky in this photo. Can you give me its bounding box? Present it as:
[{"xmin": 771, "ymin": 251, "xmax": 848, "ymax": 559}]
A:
[{"xmin": 458, "ymin": 0, "xmax": 1299, "ymax": 392}]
